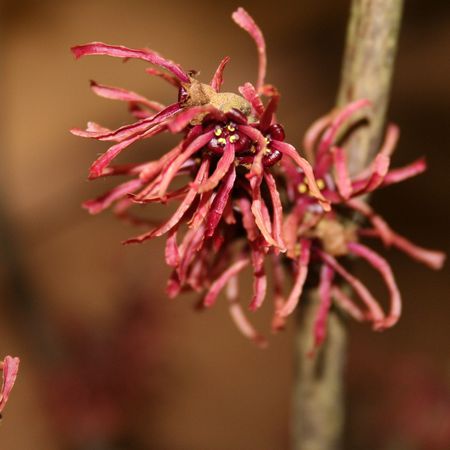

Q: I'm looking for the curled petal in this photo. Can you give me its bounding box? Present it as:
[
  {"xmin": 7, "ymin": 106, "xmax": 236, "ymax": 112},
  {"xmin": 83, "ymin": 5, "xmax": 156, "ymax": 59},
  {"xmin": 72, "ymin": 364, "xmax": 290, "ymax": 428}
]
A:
[
  {"xmin": 264, "ymin": 172, "xmax": 286, "ymax": 251},
  {"xmin": 312, "ymin": 265, "xmax": 335, "ymax": 351},
  {"xmin": 259, "ymin": 88, "xmax": 280, "ymax": 132},
  {"xmin": 0, "ymin": 356, "xmax": 20, "ymax": 413},
  {"xmin": 271, "ymin": 255, "xmax": 287, "ymax": 332},
  {"xmin": 317, "ymin": 99, "xmax": 371, "ymax": 156},
  {"xmin": 168, "ymin": 105, "xmax": 219, "ymax": 133},
  {"xmin": 352, "ymin": 153, "xmax": 390, "ymax": 196},
  {"xmin": 71, "ymin": 103, "xmax": 180, "ymax": 142},
  {"xmin": 145, "ymin": 67, "xmax": 181, "ymax": 87},
  {"xmin": 332, "ymin": 286, "xmax": 365, "ymax": 322},
  {"xmin": 226, "ymin": 276, "xmax": 267, "ymax": 347},
  {"xmin": 238, "ymin": 82, "xmax": 265, "ymax": 116},
  {"xmin": 381, "ymin": 157, "xmax": 427, "ymax": 187},
  {"xmin": 90, "ymin": 80, "xmax": 164, "ymax": 111},
  {"xmin": 196, "ymin": 142, "xmax": 235, "ymax": 193},
  {"xmin": 270, "ymin": 140, "xmax": 330, "ymax": 211},
  {"xmin": 158, "ymin": 131, "xmax": 214, "ymax": 198},
  {"xmin": 238, "ymin": 197, "xmax": 258, "ymax": 242},
  {"xmin": 249, "ymin": 242, "xmax": 268, "ymax": 311},
  {"xmin": 333, "ymin": 146, "xmax": 352, "ymax": 199},
  {"xmin": 83, "ymin": 178, "xmax": 143, "ymax": 214},
  {"xmin": 125, "ymin": 159, "xmax": 210, "ymax": 244},
  {"xmin": 303, "ymin": 111, "xmax": 334, "ymax": 163},
  {"xmin": 279, "ymin": 239, "xmax": 311, "ymax": 317},
  {"xmin": 317, "ymin": 249, "xmax": 385, "ymax": 325},
  {"xmin": 210, "ymin": 56, "xmax": 231, "ymax": 92},
  {"xmin": 88, "ymin": 124, "xmax": 165, "ymax": 179},
  {"xmin": 71, "ymin": 42, "xmax": 189, "ymax": 82},
  {"xmin": 205, "ymin": 165, "xmax": 236, "ymax": 237},
  {"xmin": 238, "ymin": 125, "xmax": 267, "ymax": 178},
  {"xmin": 347, "ymin": 242, "xmax": 401, "ymax": 329},
  {"xmin": 346, "ymin": 198, "xmax": 394, "ymax": 246},
  {"xmin": 204, "ymin": 258, "xmax": 249, "ymax": 308},
  {"xmin": 359, "ymin": 228, "xmax": 445, "ymax": 270},
  {"xmin": 165, "ymin": 227, "xmax": 180, "ymax": 267},
  {"xmin": 250, "ymin": 175, "xmax": 278, "ymax": 248},
  {"xmin": 232, "ymin": 8, "xmax": 267, "ymax": 92}
]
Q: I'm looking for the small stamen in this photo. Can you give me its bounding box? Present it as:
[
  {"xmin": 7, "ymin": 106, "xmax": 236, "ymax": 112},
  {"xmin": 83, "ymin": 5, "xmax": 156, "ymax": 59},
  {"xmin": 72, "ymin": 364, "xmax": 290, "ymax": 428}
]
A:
[
  {"xmin": 298, "ymin": 183, "xmax": 308, "ymax": 194},
  {"xmin": 227, "ymin": 123, "xmax": 236, "ymax": 132},
  {"xmin": 229, "ymin": 134, "xmax": 239, "ymax": 143},
  {"xmin": 217, "ymin": 137, "xmax": 227, "ymax": 146},
  {"xmin": 317, "ymin": 179, "xmax": 325, "ymax": 190},
  {"xmin": 214, "ymin": 127, "xmax": 223, "ymax": 137}
]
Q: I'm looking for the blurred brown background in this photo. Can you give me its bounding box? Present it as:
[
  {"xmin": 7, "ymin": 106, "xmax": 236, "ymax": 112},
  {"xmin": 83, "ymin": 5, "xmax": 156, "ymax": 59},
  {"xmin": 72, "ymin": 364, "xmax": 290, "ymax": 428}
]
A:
[{"xmin": 0, "ymin": 1, "xmax": 449, "ymax": 449}]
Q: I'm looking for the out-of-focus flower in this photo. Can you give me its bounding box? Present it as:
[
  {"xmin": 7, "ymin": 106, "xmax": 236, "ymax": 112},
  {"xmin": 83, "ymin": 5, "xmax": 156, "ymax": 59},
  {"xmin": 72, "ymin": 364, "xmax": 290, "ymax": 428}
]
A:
[
  {"xmin": 276, "ymin": 100, "xmax": 445, "ymax": 350},
  {"xmin": 0, "ymin": 355, "xmax": 20, "ymax": 415},
  {"xmin": 44, "ymin": 297, "xmax": 161, "ymax": 446},
  {"xmin": 72, "ymin": 8, "xmax": 329, "ymax": 346}
]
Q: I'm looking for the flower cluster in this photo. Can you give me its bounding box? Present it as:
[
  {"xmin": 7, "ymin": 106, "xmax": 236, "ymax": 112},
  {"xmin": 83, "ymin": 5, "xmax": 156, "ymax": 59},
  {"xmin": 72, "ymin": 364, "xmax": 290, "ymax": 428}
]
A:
[{"xmin": 73, "ymin": 8, "xmax": 444, "ymax": 348}]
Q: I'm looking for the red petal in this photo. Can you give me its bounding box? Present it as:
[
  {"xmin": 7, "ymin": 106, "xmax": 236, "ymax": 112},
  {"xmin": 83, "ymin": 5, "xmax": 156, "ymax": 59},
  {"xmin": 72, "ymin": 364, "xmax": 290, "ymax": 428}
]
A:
[
  {"xmin": 158, "ymin": 131, "xmax": 214, "ymax": 198},
  {"xmin": 232, "ymin": 8, "xmax": 267, "ymax": 92},
  {"xmin": 195, "ymin": 142, "xmax": 235, "ymax": 193},
  {"xmin": 82, "ymin": 178, "xmax": 143, "ymax": 214},
  {"xmin": 210, "ymin": 56, "xmax": 231, "ymax": 92},
  {"xmin": 203, "ymin": 258, "xmax": 249, "ymax": 308},
  {"xmin": 205, "ymin": 165, "xmax": 236, "ymax": 237},
  {"xmin": 348, "ymin": 242, "xmax": 401, "ymax": 329},
  {"xmin": 332, "ymin": 286, "xmax": 365, "ymax": 322},
  {"xmin": 317, "ymin": 99, "xmax": 370, "ymax": 156},
  {"xmin": 250, "ymin": 175, "xmax": 278, "ymax": 247},
  {"xmin": 145, "ymin": 67, "xmax": 181, "ymax": 87},
  {"xmin": 226, "ymin": 276, "xmax": 267, "ymax": 347},
  {"xmin": 278, "ymin": 238, "xmax": 311, "ymax": 317},
  {"xmin": 333, "ymin": 146, "xmax": 352, "ymax": 199},
  {"xmin": 72, "ymin": 102, "xmax": 180, "ymax": 142},
  {"xmin": 71, "ymin": 42, "xmax": 189, "ymax": 82},
  {"xmin": 90, "ymin": 80, "xmax": 164, "ymax": 111},
  {"xmin": 312, "ymin": 265, "xmax": 334, "ymax": 350},
  {"xmin": 0, "ymin": 356, "xmax": 20, "ymax": 413},
  {"xmin": 238, "ymin": 82, "xmax": 264, "ymax": 116},
  {"xmin": 125, "ymin": 159, "xmax": 210, "ymax": 244},
  {"xmin": 271, "ymin": 140, "xmax": 330, "ymax": 211},
  {"xmin": 264, "ymin": 172, "xmax": 286, "ymax": 251},
  {"xmin": 317, "ymin": 250, "xmax": 385, "ymax": 326},
  {"xmin": 165, "ymin": 227, "xmax": 180, "ymax": 267},
  {"xmin": 88, "ymin": 124, "xmax": 165, "ymax": 179}
]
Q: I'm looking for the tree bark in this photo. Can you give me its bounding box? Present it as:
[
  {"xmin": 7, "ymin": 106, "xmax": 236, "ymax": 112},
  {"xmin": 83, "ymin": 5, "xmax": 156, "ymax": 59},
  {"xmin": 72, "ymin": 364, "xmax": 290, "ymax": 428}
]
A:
[{"xmin": 292, "ymin": 1, "xmax": 404, "ymax": 449}]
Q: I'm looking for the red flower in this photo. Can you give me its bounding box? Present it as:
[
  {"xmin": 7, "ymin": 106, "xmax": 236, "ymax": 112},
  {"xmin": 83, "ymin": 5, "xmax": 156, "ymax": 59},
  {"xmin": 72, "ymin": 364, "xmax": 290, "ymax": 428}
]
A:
[
  {"xmin": 278, "ymin": 100, "xmax": 445, "ymax": 351},
  {"xmin": 0, "ymin": 355, "xmax": 20, "ymax": 415},
  {"xmin": 72, "ymin": 8, "xmax": 330, "ymax": 346}
]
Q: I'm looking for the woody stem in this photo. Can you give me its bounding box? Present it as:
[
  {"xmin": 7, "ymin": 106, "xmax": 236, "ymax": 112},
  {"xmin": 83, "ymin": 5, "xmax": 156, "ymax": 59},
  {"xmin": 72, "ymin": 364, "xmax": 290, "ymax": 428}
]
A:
[{"xmin": 292, "ymin": 1, "xmax": 404, "ymax": 449}]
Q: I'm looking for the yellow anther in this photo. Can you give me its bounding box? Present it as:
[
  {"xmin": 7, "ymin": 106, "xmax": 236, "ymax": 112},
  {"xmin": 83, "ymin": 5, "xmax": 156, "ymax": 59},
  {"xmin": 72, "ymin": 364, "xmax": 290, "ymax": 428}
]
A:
[
  {"xmin": 298, "ymin": 183, "xmax": 308, "ymax": 194},
  {"xmin": 264, "ymin": 136, "xmax": 270, "ymax": 144},
  {"xmin": 317, "ymin": 179, "xmax": 325, "ymax": 190},
  {"xmin": 217, "ymin": 137, "xmax": 227, "ymax": 146},
  {"xmin": 229, "ymin": 134, "xmax": 239, "ymax": 143},
  {"xmin": 214, "ymin": 127, "xmax": 223, "ymax": 137},
  {"xmin": 227, "ymin": 124, "xmax": 236, "ymax": 132}
]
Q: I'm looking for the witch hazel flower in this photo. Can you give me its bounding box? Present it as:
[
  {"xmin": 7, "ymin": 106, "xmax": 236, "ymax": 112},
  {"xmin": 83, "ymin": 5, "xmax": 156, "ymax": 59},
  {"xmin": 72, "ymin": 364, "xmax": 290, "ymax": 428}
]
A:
[
  {"xmin": 0, "ymin": 356, "xmax": 20, "ymax": 416},
  {"xmin": 72, "ymin": 9, "xmax": 330, "ymax": 345},
  {"xmin": 277, "ymin": 100, "xmax": 445, "ymax": 350}
]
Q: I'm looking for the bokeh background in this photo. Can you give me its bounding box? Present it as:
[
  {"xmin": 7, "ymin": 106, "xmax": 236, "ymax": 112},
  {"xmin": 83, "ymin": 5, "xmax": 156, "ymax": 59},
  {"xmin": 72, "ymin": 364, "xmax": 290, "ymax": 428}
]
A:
[{"xmin": 0, "ymin": 1, "xmax": 449, "ymax": 449}]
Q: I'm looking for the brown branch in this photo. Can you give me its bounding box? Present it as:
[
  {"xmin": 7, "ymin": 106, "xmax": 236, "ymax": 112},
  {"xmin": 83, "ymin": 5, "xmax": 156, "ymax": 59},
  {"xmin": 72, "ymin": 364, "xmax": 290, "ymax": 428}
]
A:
[{"xmin": 292, "ymin": 1, "xmax": 404, "ymax": 449}]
